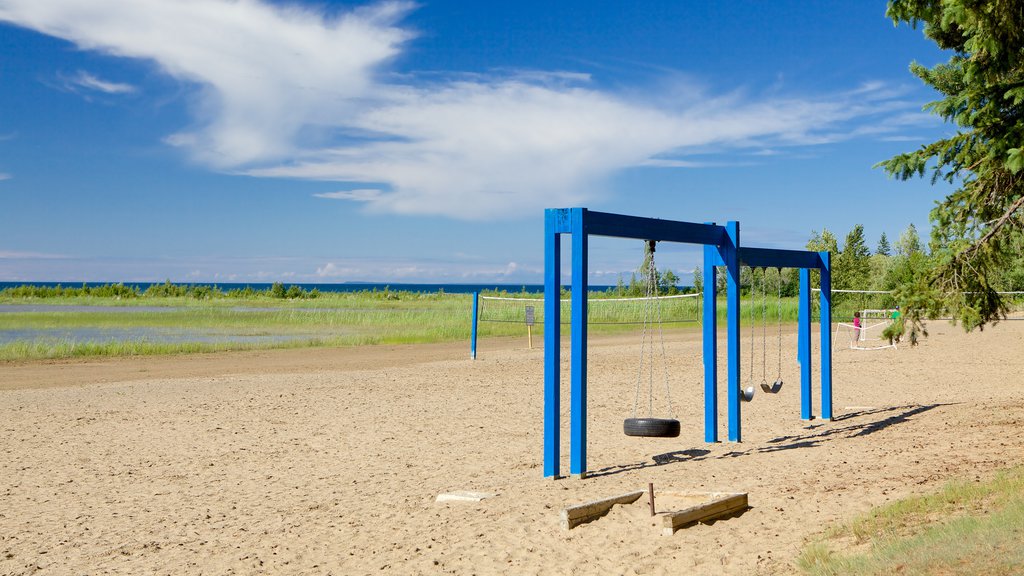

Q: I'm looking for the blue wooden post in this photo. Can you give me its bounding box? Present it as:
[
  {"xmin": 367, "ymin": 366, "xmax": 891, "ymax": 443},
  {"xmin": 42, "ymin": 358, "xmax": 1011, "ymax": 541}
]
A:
[
  {"xmin": 543, "ymin": 211, "xmax": 562, "ymax": 478},
  {"xmin": 819, "ymin": 251, "xmax": 833, "ymax": 421},
  {"xmin": 470, "ymin": 291, "xmax": 479, "ymax": 360},
  {"xmin": 799, "ymin": 267, "xmax": 813, "ymax": 420},
  {"xmin": 570, "ymin": 208, "xmax": 589, "ymax": 478},
  {"xmin": 702, "ymin": 239, "xmax": 718, "ymax": 443},
  {"xmin": 724, "ymin": 221, "xmax": 742, "ymax": 442}
]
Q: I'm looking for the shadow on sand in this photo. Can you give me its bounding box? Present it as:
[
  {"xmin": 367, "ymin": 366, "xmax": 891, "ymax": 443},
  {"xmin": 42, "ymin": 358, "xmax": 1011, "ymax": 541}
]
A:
[{"xmin": 587, "ymin": 403, "xmax": 955, "ymax": 478}]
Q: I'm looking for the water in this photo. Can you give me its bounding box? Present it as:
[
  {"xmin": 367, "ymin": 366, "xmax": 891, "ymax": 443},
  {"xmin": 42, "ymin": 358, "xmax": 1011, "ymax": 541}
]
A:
[
  {"xmin": 0, "ymin": 327, "xmax": 324, "ymax": 345},
  {"xmin": 0, "ymin": 281, "xmax": 556, "ymax": 295}
]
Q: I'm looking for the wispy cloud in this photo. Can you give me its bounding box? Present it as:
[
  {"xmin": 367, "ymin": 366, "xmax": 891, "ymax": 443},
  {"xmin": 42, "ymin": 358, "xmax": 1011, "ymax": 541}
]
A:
[
  {"xmin": 0, "ymin": 172, "xmax": 10, "ymax": 181},
  {"xmin": 63, "ymin": 70, "xmax": 136, "ymax": 94},
  {"xmin": 0, "ymin": 249, "xmax": 66, "ymax": 259},
  {"xmin": 313, "ymin": 189, "xmax": 384, "ymax": 201},
  {"xmin": 0, "ymin": 0, "xmax": 924, "ymax": 220}
]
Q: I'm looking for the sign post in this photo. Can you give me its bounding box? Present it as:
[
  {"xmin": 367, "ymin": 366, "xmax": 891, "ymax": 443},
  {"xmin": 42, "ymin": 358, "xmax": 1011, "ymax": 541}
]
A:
[{"xmin": 525, "ymin": 305, "xmax": 535, "ymax": 349}]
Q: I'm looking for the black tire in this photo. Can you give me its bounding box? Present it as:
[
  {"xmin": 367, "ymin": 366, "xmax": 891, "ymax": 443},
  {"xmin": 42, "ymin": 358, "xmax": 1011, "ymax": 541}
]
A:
[{"xmin": 623, "ymin": 418, "xmax": 680, "ymax": 438}]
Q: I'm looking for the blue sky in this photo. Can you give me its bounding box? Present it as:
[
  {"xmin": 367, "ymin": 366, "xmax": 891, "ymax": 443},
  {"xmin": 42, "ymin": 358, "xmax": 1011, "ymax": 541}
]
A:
[{"xmin": 0, "ymin": 0, "xmax": 951, "ymax": 284}]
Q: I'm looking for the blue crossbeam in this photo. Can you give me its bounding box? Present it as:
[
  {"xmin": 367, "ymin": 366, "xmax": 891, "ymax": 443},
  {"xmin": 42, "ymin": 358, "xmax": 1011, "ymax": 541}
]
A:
[
  {"xmin": 707, "ymin": 247, "xmax": 823, "ymax": 269},
  {"xmin": 584, "ymin": 210, "xmax": 727, "ymax": 246}
]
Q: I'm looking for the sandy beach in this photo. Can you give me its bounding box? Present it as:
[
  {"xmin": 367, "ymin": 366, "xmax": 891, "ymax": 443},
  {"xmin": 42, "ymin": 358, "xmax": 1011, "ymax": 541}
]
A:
[{"xmin": 2, "ymin": 320, "xmax": 1023, "ymax": 575}]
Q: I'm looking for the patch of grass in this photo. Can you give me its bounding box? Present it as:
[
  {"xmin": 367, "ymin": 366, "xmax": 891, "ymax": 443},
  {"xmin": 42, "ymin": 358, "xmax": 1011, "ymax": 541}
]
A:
[{"xmin": 797, "ymin": 466, "xmax": 1024, "ymax": 576}]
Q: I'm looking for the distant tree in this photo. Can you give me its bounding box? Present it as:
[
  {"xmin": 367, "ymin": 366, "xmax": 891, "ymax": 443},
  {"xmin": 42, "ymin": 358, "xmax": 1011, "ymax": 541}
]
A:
[
  {"xmin": 835, "ymin": 225, "xmax": 872, "ymax": 291},
  {"xmin": 692, "ymin": 266, "xmax": 704, "ymax": 294},
  {"xmin": 876, "ymin": 232, "xmax": 892, "ymax": 256},
  {"xmin": 895, "ymin": 224, "xmax": 922, "ymax": 257},
  {"xmin": 659, "ymin": 269, "xmax": 680, "ymax": 295},
  {"xmin": 806, "ymin": 229, "xmax": 839, "ymax": 254},
  {"xmin": 878, "ymin": 0, "xmax": 1024, "ymax": 329}
]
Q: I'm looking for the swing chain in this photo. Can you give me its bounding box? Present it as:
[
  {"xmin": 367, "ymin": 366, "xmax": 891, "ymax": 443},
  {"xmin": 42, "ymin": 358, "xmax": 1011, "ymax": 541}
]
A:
[
  {"xmin": 761, "ymin": 268, "xmax": 767, "ymax": 385},
  {"xmin": 777, "ymin": 268, "xmax": 783, "ymax": 379},
  {"xmin": 632, "ymin": 240, "xmax": 673, "ymax": 419},
  {"xmin": 748, "ymin": 267, "xmax": 755, "ymax": 386}
]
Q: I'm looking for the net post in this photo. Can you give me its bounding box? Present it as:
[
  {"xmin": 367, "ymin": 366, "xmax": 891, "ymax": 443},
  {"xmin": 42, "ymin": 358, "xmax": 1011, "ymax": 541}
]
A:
[{"xmin": 470, "ymin": 291, "xmax": 479, "ymax": 360}]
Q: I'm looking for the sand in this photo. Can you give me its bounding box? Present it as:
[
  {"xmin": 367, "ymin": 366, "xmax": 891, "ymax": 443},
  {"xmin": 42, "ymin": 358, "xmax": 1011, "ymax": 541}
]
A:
[{"xmin": 2, "ymin": 321, "xmax": 1023, "ymax": 575}]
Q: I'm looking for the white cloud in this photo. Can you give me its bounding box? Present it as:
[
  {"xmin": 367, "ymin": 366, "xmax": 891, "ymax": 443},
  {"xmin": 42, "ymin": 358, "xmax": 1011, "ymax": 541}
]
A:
[
  {"xmin": 313, "ymin": 188, "xmax": 383, "ymax": 201},
  {"xmin": 0, "ymin": 172, "xmax": 10, "ymax": 181},
  {"xmin": 64, "ymin": 70, "xmax": 136, "ymax": 94},
  {"xmin": 0, "ymin": 0, "xmax": 923, "ymax": 220},
  {"xmin": 0, "ymin": 0, "xmax": 414, "ymax": 167}
]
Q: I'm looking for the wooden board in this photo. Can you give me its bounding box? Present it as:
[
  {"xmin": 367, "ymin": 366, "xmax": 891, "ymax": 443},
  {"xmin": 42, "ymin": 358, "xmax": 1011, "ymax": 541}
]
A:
[
  {"xmin": 435, "ymin": 491, "xmax": 496, "ymax": 503},
  {"xmin": 560, "ymin": 490, "xmax": 646, "ymax": 530},
  {"xmin": 657, "ymin": 491, "xmax": 748, "ymax": 535}
]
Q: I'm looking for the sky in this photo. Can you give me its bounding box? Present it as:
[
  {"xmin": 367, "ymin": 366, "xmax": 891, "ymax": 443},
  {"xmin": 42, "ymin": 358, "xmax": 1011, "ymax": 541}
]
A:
[{"xmin": 0, "ymin": 0, "xmax": 954, "ymax": 285}]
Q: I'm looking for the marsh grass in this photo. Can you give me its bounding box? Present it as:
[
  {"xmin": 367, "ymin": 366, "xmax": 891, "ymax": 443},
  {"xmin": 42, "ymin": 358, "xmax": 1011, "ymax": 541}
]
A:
[
  {"xmin": 797, "ymin": 466, "xmax": 1024, "ymax": 575},
  {"xmin": 2, "ymin": 290, "xmax": 812, "ymax": 361}
]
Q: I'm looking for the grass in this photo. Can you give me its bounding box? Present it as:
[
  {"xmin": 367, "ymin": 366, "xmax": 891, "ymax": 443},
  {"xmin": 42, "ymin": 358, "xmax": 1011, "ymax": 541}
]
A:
[
  {"xmin": 0, "ymin": 287, "xmax": 895, "ymax": 361},
  {"xmin": 797, "ymin": 466, "xmax": 1024, "ymax": 576}
]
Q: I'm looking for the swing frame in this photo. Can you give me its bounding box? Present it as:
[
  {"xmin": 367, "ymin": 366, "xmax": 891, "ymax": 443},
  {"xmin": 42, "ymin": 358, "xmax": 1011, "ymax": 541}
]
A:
[{"xmin": 544, "ymin": 208, "xmax": 832, "ymax": 479}]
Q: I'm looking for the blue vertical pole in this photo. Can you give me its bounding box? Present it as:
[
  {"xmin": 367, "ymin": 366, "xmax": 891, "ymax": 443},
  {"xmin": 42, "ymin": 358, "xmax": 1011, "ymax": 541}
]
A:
[
  {"xmin": 543, "ymin": 211, "xmax": 561, "ymax": 478},
  {"xmin": 819, "ymin": 251, "xmax": 833, "ymax": 421},
  {"xmin": 799, "ymin": 267, "xmax": 813, "ymax": 420},
  {"xmin": 570, "ymin": 208, "xmax": 588, "ymax": 478},
  {"xmin": 470, "ymin": 291, "xmax": 479, "ymax": 360},
  {"xmin": 724, "ymin": 221, "xmax": 742, "ymax": 442},
  {"xmin": 702, "ymin": 239, "xmax": 718, "ymax": 443}
]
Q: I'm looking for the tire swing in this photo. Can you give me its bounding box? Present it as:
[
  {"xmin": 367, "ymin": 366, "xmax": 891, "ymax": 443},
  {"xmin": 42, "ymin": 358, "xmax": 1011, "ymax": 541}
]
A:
[{"xmin": 624, "ymin": 240, "xmax": 681, "ymax": 438}]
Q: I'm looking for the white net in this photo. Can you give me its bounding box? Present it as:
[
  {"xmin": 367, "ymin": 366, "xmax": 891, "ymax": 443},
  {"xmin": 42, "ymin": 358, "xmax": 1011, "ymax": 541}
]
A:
[
  {"xmin": 834, "ymin": 314, "xmax": 897, "ymax": 351},
  {"xmin": 477, "ymin": 293, "xmax": 702, "ymax": 326}
]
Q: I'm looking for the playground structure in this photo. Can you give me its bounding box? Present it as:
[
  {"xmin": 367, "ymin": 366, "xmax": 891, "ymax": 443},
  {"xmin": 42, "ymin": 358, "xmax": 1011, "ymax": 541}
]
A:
[{"xmin": 544, "ymin": 208, "xmax": 833, "ymax": 479}]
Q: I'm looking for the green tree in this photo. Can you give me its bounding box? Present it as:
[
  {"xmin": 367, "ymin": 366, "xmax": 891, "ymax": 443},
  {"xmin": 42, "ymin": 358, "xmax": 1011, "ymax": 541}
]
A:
[
  {"xmin": 806, "ymin": 229, "xmax": 839, "ymax": 289},
  {"xmin": 878, "ymin": 0, "xmax": 1024, "ymax": 329},
  {"xmin": 659, "ymin": 269, "xmax": 680, "ymax": 295},
  {"xmin": 806, "ymin": 229, "xmax": 839, "ymax": 254},
  {"xmin": 692, "ymin": 266, "xmax": 704, "ymax": 294},
  {"xmin": 837, "ymin": 225, "xmax": 872, "ymax": 290},
  {"xmin": 877, "ymin": 232, "xmax": 892, "ymax": 256},
  {"xmin": 894, "ymin": 223, "xmax": 923, "ymax": 257}
]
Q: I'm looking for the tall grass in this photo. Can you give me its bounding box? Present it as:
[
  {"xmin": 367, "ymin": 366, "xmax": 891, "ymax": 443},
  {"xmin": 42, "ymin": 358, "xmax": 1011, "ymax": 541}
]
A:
[
  {"xmin": 0, "ymin": 287, "xmax": 863, "ymax": 361},
  {"xmin": 797, "ymin": 466, "xmax": 1024, "ymax": 576}
]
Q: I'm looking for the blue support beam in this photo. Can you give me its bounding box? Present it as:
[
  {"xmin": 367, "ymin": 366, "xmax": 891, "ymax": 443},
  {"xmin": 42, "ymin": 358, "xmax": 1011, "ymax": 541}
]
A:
[
  {"xmin": 541, "ymin": 207, "xmax": 833, "ymax": 478},
  {"xmin": 702, "ymin": 238, "xmax": 718, "ymax": 443},
  {"xmin": 799, "ymin": 268, "xmax": 813, "ymax": 420},
  {"xmin": 569, "ymin": 208, "xmax": 589, "ymax": 478},
  {"xmin": 723, "ymin": 222, "xmax": 742, "ymax": 442},
  {"xmin": 543, "ymin": 212, "xmax": 561, "ymax": 478},
  {"xmin": 819, "ymin": 251, "xmax": 833, "ymax": 421}
]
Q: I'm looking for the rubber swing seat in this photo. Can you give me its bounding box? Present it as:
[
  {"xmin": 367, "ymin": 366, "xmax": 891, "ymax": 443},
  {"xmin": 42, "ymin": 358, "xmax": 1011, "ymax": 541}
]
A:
[{"xmin": 623, "ymin": 417, "xmax": 680, "ymax": 438}]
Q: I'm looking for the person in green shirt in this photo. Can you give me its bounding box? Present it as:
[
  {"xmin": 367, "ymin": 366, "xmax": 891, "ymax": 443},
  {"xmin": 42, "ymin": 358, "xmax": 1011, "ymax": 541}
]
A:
[{"xmin": 886, "ymin": 305, "xmax": 903, "ymax": 345}]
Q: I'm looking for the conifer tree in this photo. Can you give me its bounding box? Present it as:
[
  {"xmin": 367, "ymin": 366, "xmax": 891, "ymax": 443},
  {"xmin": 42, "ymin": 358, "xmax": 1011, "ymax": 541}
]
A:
[
  {"xmin": 878, "ymin": 0, "xmax": 1024, "ymax": 329},
  {"xmin": 876, "ymin": 232, "xmax": 892, "ymax": 256}
]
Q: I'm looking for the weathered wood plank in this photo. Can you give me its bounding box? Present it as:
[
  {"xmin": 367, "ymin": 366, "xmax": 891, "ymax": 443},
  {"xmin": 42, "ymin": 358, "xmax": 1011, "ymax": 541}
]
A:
[
  {"xmin": 659, "ymin": 492, "xmax": 748, "ymax": 535},
  {"xmin": 560, "ymin": 490, "xmax": 646, "ymax": 530}
]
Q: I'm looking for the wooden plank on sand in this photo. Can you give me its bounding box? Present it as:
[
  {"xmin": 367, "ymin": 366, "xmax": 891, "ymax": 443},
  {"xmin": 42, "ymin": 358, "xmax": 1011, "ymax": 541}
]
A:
[
  {"xmin": 561, "ymin": 490, "xmax": 646, "ymax": 530},
  {"xmin": 659, "ymin": 491, "xmax": 748, "ymax": 536}
]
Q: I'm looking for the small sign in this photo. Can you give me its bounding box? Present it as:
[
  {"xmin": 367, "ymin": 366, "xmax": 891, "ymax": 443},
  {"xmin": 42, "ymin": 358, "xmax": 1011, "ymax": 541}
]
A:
[{"xmin": 525, "ymin": 306, "xmax": 535, "ymax": 326}]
